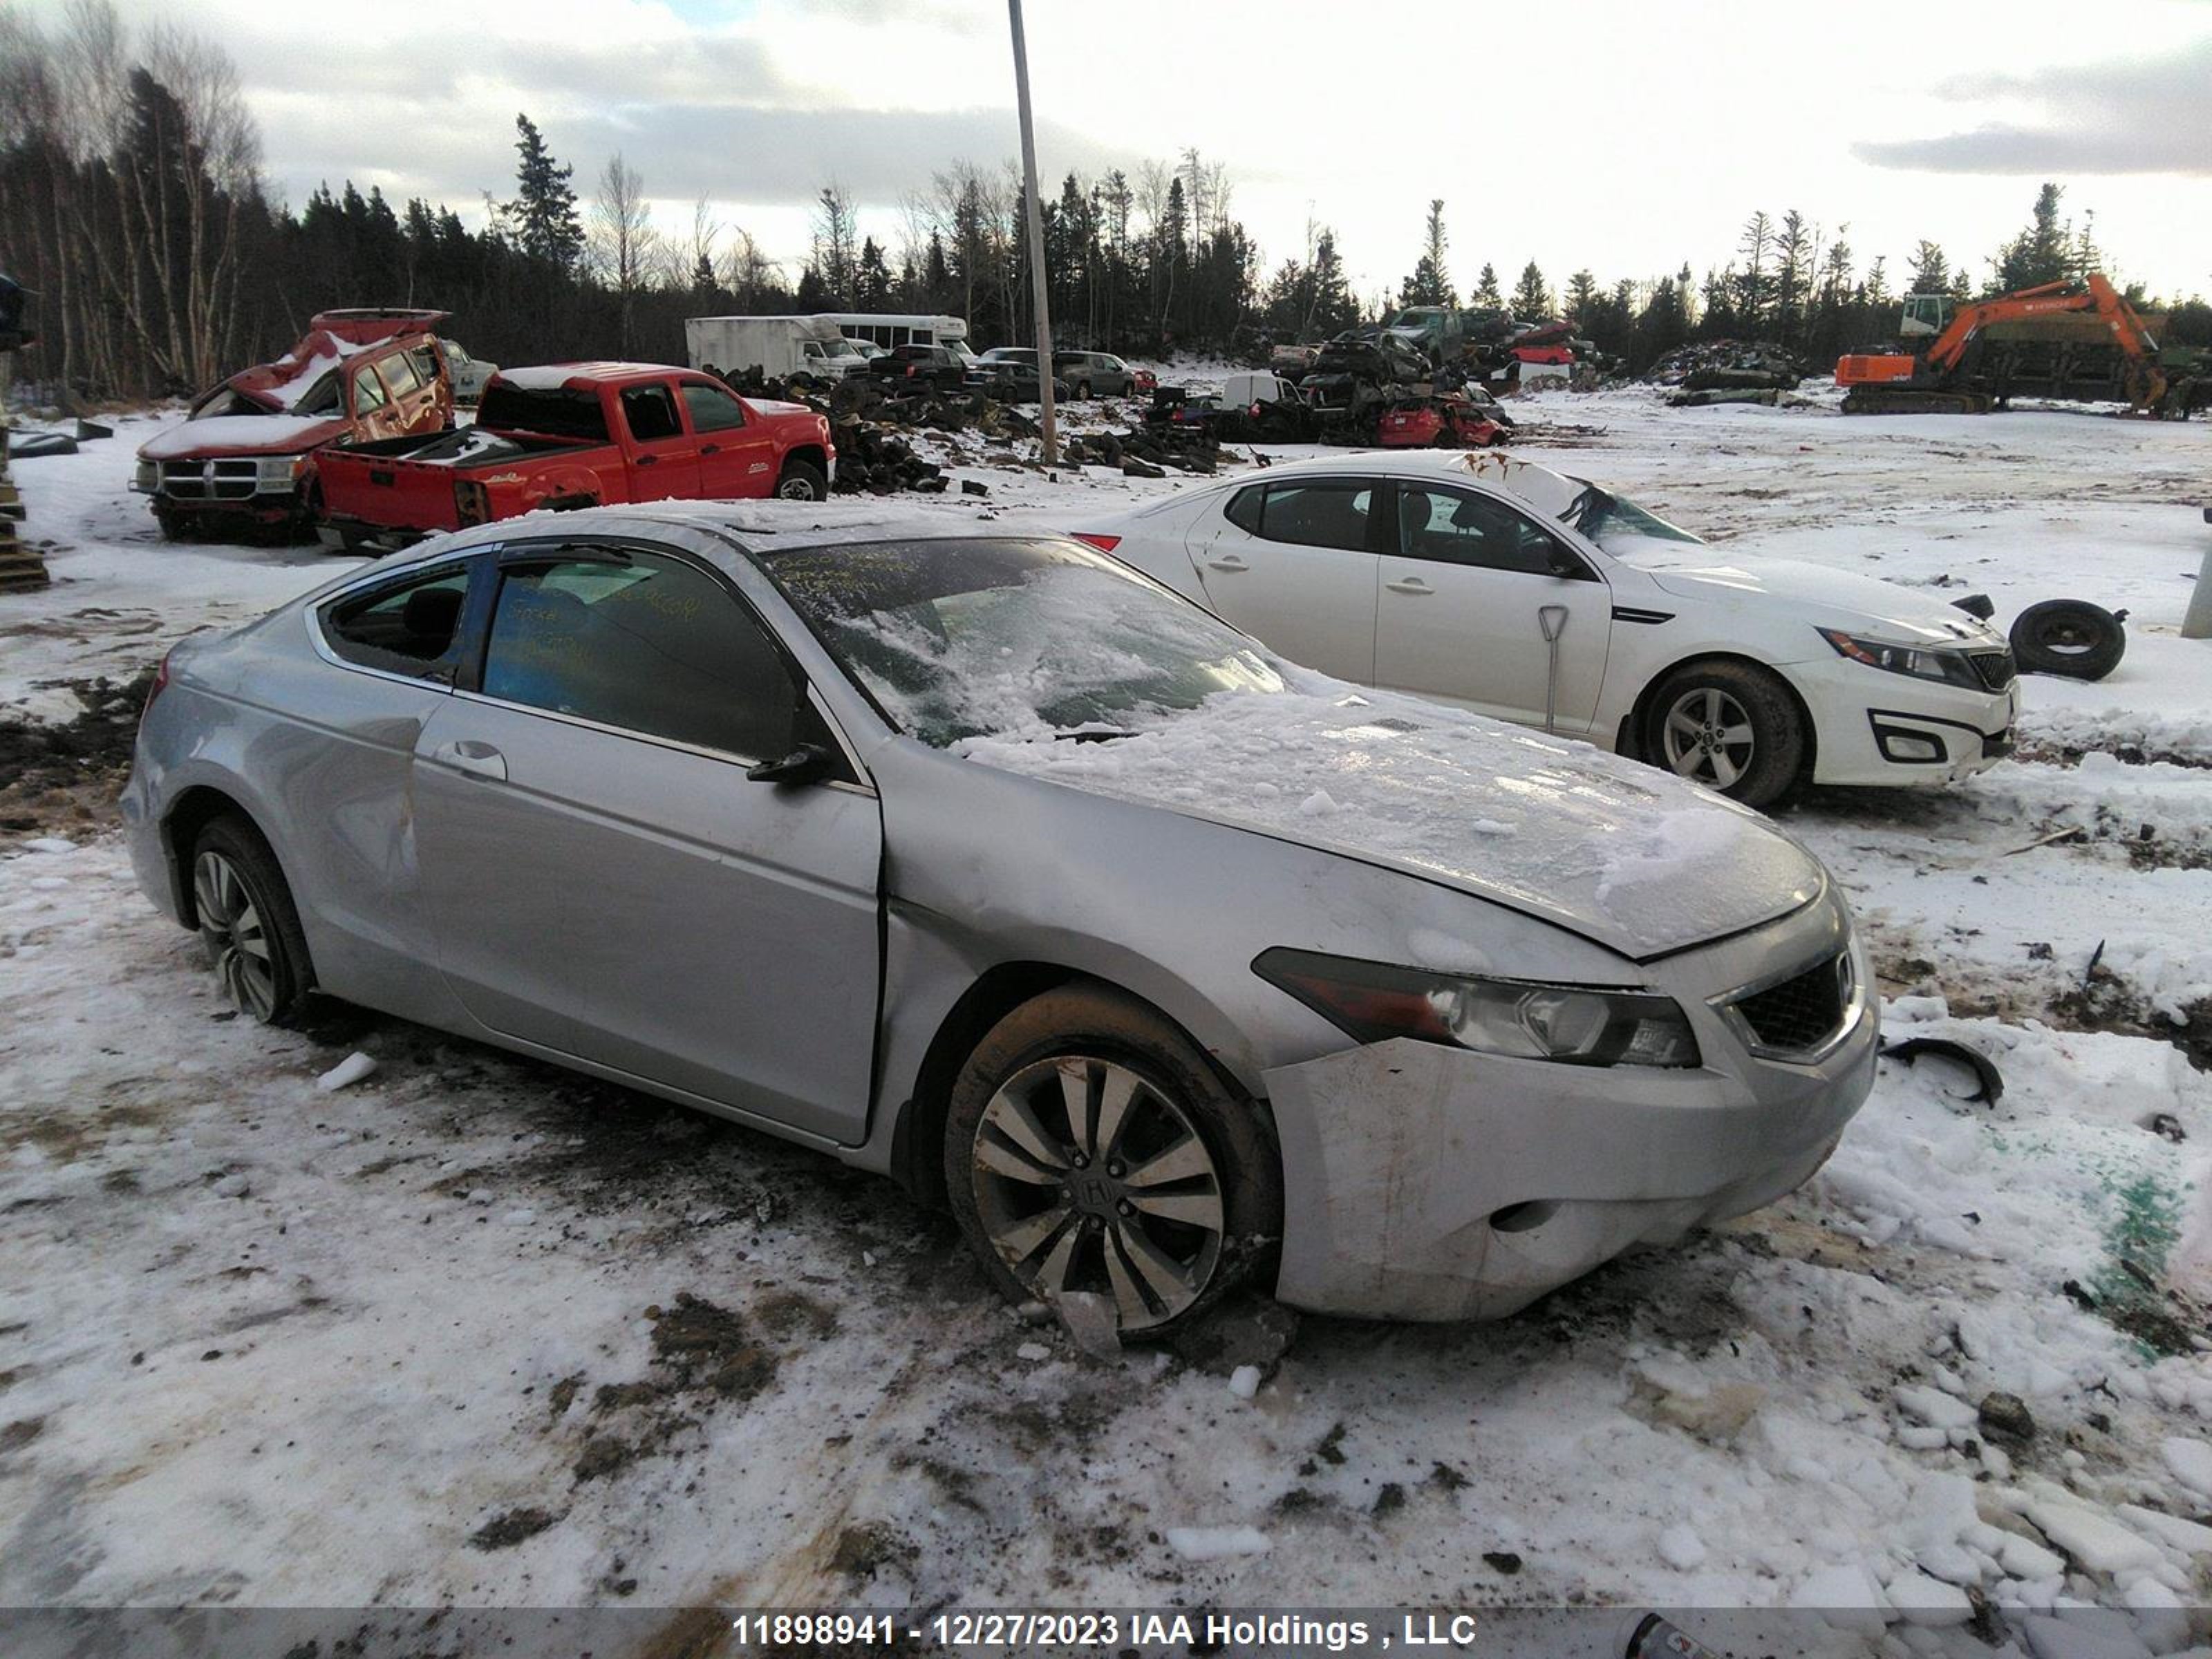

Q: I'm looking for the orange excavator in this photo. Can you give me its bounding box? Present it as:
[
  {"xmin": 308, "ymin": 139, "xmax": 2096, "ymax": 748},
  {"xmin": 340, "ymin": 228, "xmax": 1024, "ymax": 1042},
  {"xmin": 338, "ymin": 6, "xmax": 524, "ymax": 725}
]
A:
[{"xmin": 1837, "ymin": 273, "xmax": 2182, "ymax": 415}]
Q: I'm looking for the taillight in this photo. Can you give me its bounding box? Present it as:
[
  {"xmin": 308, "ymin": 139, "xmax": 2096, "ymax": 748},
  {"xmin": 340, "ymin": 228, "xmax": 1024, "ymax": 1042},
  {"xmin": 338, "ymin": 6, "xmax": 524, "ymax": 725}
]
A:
[
  {"xmin": 144, "ymin": 647, "xmax": 175, "ymax": 715},
  {"xmin": 1070, "ymin": 533, "xmax": 1121, "ymax": 553}
]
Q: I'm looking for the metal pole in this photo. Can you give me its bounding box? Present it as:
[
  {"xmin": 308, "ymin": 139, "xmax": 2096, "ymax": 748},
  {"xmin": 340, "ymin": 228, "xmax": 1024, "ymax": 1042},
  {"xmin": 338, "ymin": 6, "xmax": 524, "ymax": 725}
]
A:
[{"xmin": 1008, "ymin": 0, "xmax": 1058, "ymax": 465}]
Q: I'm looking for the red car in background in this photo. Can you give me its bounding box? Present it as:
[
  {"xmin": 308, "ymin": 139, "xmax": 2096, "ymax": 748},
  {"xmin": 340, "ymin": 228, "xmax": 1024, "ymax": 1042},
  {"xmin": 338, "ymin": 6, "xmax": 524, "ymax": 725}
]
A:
[
  {"xmin": 1376, "ymin": 397, "xmax": 1508, "ymax": 449},
  {"xmin": 314, "ymin": 362, "xmax": 836, "ymax": 551},
  {"xmin": 132, "ymin": 309, "xmax": 453, "ymax": 541}
]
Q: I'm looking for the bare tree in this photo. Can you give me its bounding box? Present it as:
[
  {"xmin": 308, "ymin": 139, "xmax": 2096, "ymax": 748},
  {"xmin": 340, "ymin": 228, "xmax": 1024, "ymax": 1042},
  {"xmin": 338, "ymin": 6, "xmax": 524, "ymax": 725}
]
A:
[{"xmin": 590, "ymin": 153, "xmax": 657, "ymax": 353}]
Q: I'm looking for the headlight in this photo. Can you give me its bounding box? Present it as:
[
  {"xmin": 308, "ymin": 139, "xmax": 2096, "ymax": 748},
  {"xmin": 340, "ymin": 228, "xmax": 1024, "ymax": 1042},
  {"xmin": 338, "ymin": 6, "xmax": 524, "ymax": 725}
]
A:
[
  {"xmin": 1253, "ymin": 948, "xmax": 1700, "ymax": 1069},
  {"xmin": 1819, "ymin": 627, "xmax": 1978, "ymax": 688},
  {"xmin": 254, "ymin": 454, "xmax": 306, "ymax": 487},
  {"xmin": 132, "ymin": 460, "xmax": 157, "ymax": 492}
]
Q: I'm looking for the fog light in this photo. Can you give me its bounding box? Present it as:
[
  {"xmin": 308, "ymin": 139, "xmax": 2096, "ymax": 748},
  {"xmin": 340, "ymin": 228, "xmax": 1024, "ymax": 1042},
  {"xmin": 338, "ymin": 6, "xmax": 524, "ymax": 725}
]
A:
[{"xmin": 1872, "ymin": 721, "xmax": 1947, "ymax": 764}]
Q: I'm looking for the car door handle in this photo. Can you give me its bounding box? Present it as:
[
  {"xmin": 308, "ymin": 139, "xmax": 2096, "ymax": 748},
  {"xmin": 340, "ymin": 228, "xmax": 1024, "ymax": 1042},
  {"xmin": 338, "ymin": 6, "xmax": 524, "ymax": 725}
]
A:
[
  {"xmin": 636, "ymin": 453, "xmax": 658, "ymax": 466},
  {"xmin": 1385, "ymin": 576, "xmax": 1434, "ymax": 595},
  {"xmin": 700, "ymin": 442, "xmax": 720, "ymax": 456},
  {"xmin": 431, "ymin": 740, "xmax": 506, "ymax": 782},
  {"xmin": 1207, "ymin": 554, "xmax": 1249, "ymax": 572}
]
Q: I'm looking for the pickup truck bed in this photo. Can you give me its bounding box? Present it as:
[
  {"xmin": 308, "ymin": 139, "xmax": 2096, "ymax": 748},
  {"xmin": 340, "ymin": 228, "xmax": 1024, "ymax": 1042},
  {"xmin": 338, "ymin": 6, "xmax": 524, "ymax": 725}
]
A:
[{"xmin": 314, "ymin": 362, "xmax": 835, "ymax": 550}]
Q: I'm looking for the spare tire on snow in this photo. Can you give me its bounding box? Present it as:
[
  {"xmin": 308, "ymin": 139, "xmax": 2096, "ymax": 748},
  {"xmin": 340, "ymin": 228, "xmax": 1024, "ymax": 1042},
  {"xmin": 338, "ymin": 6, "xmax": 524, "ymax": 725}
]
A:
[{"xmin": 2009, "ymin": 599, "xmax": 2127, "ymax": 682}]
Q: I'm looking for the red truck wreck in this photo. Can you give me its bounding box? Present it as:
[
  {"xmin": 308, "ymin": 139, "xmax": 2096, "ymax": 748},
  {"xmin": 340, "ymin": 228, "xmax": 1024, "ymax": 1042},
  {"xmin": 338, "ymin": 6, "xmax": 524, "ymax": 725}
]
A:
[
  {"xmin": 132, "ymin": 309, "xmax": 453, "ymax": 541},
  {"xmin": 314, "ymin": 362, "xmax": 836, "ymax": 551}
]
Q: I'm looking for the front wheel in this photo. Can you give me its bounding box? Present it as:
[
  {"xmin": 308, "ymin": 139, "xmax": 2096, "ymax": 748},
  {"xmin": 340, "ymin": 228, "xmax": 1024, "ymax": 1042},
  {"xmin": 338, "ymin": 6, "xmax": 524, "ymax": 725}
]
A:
[
  {"xmin": 944, "ymin": 986, "xmax": 1280, "ymax": 1337},
  {"xmin": 1642, "ymin": 660, "xmax": 1806, "ymax": 808},
  {"xmin": 774, "ymin": 459, "xmax": 829, "ymax": 502}
]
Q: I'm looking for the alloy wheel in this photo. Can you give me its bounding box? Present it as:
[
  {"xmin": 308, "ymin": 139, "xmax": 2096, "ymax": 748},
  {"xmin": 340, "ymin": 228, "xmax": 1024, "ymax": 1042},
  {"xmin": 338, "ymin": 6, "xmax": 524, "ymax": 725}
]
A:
[
  {"xmin": 777, "ymin": 476, "xmax": 818, "ymax": 501},
  {"xmin": 970, "ymin": 1055, "xmax": 1226, "ymax": 1331},
  {"xmin": 1661, "ymin": 685, "xmax": 1756, "ymax": 791},
  {"xmin": 194, "ymin": 849, "xmax": 277, "ymax": 1020}
]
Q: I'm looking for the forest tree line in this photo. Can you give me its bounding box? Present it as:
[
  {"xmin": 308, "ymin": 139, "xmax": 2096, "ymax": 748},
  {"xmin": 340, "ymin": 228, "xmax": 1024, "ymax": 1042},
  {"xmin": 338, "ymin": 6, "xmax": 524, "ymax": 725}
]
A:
[{"xmin": 2, "ymin": 4, "xmax": 2206, "ymax": 403}]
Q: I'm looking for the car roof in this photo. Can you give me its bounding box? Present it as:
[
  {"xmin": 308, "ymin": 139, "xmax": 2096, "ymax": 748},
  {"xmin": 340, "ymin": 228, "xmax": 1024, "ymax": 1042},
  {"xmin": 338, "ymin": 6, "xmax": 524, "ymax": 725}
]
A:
[
  {"xmin": 1217, "ymin": 449, "xmax": 1583, "ymax": 516},
  {"xmin": 384, "ymin": 500, "xmax": 1049, "ymax": 567}
]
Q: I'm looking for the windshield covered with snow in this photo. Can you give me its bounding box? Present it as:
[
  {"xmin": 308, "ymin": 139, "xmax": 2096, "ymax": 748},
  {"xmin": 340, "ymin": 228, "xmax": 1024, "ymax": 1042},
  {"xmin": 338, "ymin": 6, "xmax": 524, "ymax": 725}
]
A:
[
  {"xmin": 1557, "ymin": 481, "xmax": 1705, "ymax": 558},
  {"xmin": 762, "ymin": 537, "xmax": 1284, "ymax": 746}
]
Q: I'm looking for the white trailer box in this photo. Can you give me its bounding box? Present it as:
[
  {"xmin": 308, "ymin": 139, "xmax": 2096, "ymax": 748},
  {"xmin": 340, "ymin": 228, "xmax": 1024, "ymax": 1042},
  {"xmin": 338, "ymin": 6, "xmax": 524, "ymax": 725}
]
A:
[{"xmin": 684, "ymin": 315, "xmax": 854, "ymax": 383}]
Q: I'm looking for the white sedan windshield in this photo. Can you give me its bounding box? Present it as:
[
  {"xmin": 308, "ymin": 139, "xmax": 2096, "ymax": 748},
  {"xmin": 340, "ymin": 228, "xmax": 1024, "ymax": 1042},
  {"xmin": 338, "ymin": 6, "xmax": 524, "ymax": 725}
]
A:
[{"xmin": 1557, "ymin": 482, "xmax": 1705, "ymax": 559}]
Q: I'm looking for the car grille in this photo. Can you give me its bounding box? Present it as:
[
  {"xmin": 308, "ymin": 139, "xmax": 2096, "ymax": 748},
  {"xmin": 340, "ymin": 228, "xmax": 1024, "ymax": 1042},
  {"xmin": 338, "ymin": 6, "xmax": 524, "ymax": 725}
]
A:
[
  {"xmin": 1967, "ymin": 648, "xmax": 2016, "ymax": 691},
  {"xmin": 1730, "ymin": 953, "xmax": 1853, "ymax": 1056},
  {"xmin": 159, "ymin": 458, "xmax": 261, "ymax": 500}
]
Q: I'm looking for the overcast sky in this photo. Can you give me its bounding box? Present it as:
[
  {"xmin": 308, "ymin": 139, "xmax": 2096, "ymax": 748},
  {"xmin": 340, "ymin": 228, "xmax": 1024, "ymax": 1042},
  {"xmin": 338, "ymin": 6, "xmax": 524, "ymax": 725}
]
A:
[{"xmin": 35, "ymin": 0, "xmax": 2212, "ymax": 303}]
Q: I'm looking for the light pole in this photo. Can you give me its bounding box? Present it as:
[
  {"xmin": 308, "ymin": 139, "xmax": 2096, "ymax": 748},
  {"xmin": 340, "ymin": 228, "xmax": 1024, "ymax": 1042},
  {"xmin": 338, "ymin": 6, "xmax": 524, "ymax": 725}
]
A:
[{"xmin": 1008, "ymin": 0, "xmax": 1058, "ymax": 465}]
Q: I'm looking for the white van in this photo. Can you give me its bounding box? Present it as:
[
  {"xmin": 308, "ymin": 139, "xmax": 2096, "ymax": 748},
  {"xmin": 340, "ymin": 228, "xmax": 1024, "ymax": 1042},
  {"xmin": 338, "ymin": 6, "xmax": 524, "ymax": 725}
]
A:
[{"xmin": 684, "ymin": 315, "xmax": 856, "ymax": 383}]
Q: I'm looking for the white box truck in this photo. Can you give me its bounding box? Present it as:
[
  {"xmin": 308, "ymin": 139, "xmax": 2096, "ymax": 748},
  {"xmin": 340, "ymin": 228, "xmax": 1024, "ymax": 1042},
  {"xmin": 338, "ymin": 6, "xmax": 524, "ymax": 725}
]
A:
[{"xmin": 684, "ymin": 315, "xmax": 862, "ymax": 384}]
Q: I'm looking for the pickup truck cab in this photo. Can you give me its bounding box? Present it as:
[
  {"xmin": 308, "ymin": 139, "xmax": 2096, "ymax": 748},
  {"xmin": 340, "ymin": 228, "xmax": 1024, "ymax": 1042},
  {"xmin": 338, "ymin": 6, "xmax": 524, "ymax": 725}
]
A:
[
  {"xmin": 132, "ymin": 309, "xmax": 453, "ymax": 541},
  {"xmin": 863, "ymin": 344, "xmax": 971, "ymax": 391},
  {"xmin": 314, "ymin": 362, "xmax": 835, "ymax": 551}
]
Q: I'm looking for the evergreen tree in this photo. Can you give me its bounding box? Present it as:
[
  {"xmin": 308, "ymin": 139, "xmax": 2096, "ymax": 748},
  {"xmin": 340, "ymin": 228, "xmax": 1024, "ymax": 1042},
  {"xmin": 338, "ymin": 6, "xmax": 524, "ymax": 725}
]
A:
[
  {"xmin": 1564, "ymin": 270, "xmax": 1600, "ymax": 328},
  {"xmin": 1511, "ymin": 260, "xmax": 1552, "ymax": 319},
  {"xmin": 505, "ymin": 113, "xmax": 582, "ymax": 270},
  {"xmin": 1472, "ymin": 262, "xmax": 1503, "ymax": 308},
  {"xmin": 1733, "ymin": 211, "xmax": 1773, "ymax": 333},
  {"xmin": 856, "ymin": 237, "xmax": 892, "ymax": 310},
  {"xmin": 1397, "ymin": 198, "xmax": 1456, "ymax": 308},
  {"xmin": 1995, "ymin": 182, "xmax": 2070, "ymax": 292},
  {"xmin": 1906, "ymin": 239, "xmax": 1949, "ymax": 296}
]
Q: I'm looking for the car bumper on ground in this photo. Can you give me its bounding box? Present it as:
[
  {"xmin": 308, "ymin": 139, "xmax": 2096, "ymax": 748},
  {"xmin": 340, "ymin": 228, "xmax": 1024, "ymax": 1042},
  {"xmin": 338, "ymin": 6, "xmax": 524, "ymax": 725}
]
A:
[
  {"xmin": 1787, "ymin": 656, "xmax": 2019, "ymax": 787},
  {"xmin": 1262, "ymin": 904, "xmax": 1880, "ymax": 1321}
]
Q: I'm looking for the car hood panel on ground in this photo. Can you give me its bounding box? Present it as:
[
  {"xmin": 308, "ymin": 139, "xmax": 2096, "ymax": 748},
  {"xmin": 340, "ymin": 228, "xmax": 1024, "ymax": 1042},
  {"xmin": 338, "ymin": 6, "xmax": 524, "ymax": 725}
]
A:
[
  {"xmin": 1623, "ymin": 550, "xmax": 1998, "ymax": 644},
  {"xmin": 954, "ymin": 678, "xmax": 1823, "ymax": 959}
]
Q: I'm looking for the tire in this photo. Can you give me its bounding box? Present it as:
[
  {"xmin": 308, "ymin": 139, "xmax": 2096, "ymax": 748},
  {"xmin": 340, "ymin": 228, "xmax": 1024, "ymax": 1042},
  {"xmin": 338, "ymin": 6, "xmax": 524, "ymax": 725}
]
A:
[
  {"xmin": 1075, "ymin": 380, "xmax": 1093, "ymax": 400},
  {"xmin": 1642, "ymin": 659, "xmax": 1806, "ymax": 809},
  {"xmin": 2010, "ymin": 599, "xmax": 2126, "ymax": 682},
  {"xmin": 944, "ymin": 985, "xmax": 1281, "ymax": 1337},
  {"xmin": 774, "ymin": 459, "xmax": 829, "ymax": 503},
  {"xmin": 189, "ymin": 815, "xmax": 315, "ymax": 1027},
  {"xmin": 153, "ymin": 507, "xmax": 188, "ymax": 542}
]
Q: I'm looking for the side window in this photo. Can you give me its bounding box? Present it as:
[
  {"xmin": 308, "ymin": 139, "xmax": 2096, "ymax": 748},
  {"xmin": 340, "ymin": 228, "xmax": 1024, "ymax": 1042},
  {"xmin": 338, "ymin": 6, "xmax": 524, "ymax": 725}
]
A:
[
  {"xmin": 378, "ymin": 350, "xmax": 422, "ymax": 398},
  {"xmin": 680, "ymin": 382, "xmax": 749, "ymax": 433},
  {"xmin": 353, "ymin": 366, "xmax": 388, "ymax": 413},
  {"xmin": 620, "ymin": 384, "xmax": 682, "ymax": 442},
  {"xmin": 1224, "ymin": 485, "xmax": 1264, "ymax": 534},
  {"xmin": 480, "ymin": 552, "xmax": 799, "ymax": 759},
  {"xmin": 320, "ymin": 564, "xmax": 471, "ymax": 680},
  {"xmin": 1396, "ymin": 486, "xmax": 1580, "ymax": 577},
  {"xmin": 1256, "ymin": 482, "xmax": 1377, "ymax": 553}
]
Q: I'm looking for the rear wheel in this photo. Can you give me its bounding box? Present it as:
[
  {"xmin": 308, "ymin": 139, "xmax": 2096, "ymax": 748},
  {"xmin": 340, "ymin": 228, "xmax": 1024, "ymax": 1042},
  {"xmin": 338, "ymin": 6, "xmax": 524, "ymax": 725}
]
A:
[
  {"xmin": 1643, "ymin": 659, "xmax": 1806, "ymax": 808},
  {"xmin": 774, "ymin": 459, "xmax": 829, "ymax": 502},
  {"xmin": 189, "ymin": 816, "xmax": 314, "ymax": 1027},
  {"xmin": 1075, "ymin": 379, "xmax": 1093, "ymax": 400},
  {"xmin": 944, "ymin": 986, "xmax": 1280, "ymax": 1337}
]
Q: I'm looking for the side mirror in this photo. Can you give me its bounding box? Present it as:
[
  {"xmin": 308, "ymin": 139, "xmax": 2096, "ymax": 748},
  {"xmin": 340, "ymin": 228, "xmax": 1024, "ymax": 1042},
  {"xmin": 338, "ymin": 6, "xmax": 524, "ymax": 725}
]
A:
[
  {"xmin": 1546, "ymin": 543, "xmax": 1584, "ymax": 581},
  {"xmin": 745, "ymin": 743, "xmax": 835, "ymax": 786}
]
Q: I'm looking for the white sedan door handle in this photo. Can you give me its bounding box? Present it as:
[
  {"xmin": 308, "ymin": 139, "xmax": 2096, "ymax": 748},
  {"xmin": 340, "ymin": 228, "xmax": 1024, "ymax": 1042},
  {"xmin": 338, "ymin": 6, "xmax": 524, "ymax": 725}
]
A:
[
  {"xmin": 1207, "ymin": 554, "xmax": 1250, "ymax": 572},
  {"xmin": 1385, "ymin": 576, "xmax": 1434, "ymax": 595},
  {"xmin": 432, "ymin": 739, "xmax": 507, "ymax": 782}
]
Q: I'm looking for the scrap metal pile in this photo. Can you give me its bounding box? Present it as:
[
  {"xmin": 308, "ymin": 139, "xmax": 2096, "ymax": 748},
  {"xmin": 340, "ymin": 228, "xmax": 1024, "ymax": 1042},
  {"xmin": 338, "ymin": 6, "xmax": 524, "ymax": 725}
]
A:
[
  {"xmin": 1644, "ymin": 339, "xmax": 1811, "ymax": 407},
  {"xmin": 717, "ymin": 367, "xmax": 1223, "ymax": 494}
]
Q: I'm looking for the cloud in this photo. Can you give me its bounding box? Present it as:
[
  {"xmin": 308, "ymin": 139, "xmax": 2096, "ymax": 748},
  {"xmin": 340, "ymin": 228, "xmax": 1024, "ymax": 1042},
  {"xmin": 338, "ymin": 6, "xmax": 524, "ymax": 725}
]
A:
[{"xmin": 1855, "ymin": 38, "xmax": 2212, "ymax": 175}]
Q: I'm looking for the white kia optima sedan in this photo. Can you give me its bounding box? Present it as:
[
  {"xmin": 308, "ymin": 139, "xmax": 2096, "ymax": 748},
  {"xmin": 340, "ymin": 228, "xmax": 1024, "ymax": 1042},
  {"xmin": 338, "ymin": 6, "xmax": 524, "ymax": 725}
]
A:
[{"xmin": 1069, "ymin": 452, "xmax": 2021, "ymax": 807}]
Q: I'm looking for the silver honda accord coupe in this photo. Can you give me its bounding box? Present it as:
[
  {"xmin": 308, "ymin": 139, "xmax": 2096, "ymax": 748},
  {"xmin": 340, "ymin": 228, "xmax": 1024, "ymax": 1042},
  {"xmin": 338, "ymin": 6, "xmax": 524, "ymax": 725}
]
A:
[{"xmin": 122, "ymin": 501, "xmax": 1877, "ymax": 1331}]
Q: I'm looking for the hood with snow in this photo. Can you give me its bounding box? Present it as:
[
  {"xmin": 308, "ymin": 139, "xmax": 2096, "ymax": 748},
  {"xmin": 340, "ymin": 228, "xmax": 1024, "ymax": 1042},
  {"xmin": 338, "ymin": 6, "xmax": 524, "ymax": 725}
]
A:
[
  {"xmin": 955, "ymin": 678, "xmax": 1824, "ymax": 961},
  {"xmin": 139, "ymin": 413, "xmax": 349, "ymax": 462}
]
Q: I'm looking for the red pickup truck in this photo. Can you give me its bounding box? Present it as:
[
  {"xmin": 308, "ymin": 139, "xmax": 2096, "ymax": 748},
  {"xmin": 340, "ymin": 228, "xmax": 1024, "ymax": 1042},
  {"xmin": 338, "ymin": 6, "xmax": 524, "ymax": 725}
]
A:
[{"xmin": 314, "ymin": 362, "xmax": 835, "ymax": 551}]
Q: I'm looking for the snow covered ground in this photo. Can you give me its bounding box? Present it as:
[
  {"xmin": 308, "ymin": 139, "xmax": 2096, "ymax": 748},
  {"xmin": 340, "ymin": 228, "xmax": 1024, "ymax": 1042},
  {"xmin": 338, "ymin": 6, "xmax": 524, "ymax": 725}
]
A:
[{"xmin": 5, "ymin": 384, "xmax": 2212, "ymax": 1654}]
